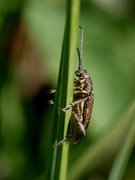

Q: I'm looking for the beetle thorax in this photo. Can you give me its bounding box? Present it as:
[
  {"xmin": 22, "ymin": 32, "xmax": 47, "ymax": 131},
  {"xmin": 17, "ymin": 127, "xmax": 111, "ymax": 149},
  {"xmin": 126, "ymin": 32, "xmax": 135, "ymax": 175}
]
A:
[{"xmin": 74, "ymin": 69, "xmax": 92, "ymax": 94}]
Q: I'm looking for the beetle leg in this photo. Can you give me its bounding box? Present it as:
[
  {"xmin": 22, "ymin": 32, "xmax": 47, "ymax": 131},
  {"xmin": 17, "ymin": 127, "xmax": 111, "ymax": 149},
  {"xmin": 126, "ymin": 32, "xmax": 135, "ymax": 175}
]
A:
[
  {"xmin": 47, "ymin": 89, "xmax": 56, "ymax": 94},
  {"xmin": 56, "ymin": 137, "xmax": 67, "ymax": 147},
  {"xmin": 72, "ymin": 97, "xmax": 88, "ymax": 106},
  {"xmin": 61, "ymin": 104, "xmax": 72, "ymax": 112},
  {"xmin": 56, "ymin": 134, "xmax": 74, "ymax": 147},
  {"xmin": 47, "ymin": 89, "xmax": 56, "ymax": 104},
  {"xmin": 73, "ymin": 113, "xmax": 86, "ymax": 135},
  {"xmin": 61, "ymin": 97, "xmax": 88, "ymax": 112},
  {"xmin": 48, "ymin": 99, "xmax": 55, "ymax": 105},
  {"xmin": 78, "ymin": 121, "xmax": 86, "ymax": 135}
]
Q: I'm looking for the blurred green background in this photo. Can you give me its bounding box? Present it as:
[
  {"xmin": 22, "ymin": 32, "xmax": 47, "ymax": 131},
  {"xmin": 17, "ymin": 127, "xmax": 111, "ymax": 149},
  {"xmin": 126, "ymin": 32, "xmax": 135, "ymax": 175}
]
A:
[{"xmin": 1, "ymin": 0, "xmax": 135, "ymax": 179}]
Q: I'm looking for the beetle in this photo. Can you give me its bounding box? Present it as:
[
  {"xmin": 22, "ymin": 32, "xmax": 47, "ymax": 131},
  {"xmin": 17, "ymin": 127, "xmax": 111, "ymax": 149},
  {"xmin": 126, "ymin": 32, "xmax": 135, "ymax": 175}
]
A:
[{"xmin": 57, "ymin": 26, "xmax": 94, "ymax": 145}]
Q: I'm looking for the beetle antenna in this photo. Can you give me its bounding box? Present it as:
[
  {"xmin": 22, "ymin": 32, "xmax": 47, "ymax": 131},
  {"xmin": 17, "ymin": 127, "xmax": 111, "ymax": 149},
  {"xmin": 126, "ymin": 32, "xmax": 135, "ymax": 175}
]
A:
[
  {"xmin": 77, "ymin": 48, "xmax": 82, "ymax": 70},
  {"xmin": 77, "ymin": 26, "xmax": 83, "ymax": 70}
]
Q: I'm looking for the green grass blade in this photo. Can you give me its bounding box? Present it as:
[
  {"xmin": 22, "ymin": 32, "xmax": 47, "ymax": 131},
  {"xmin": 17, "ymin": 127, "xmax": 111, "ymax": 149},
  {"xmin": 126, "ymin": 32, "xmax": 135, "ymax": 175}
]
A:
[
  {"xmin": 108, "ymin": 101, "xmax": 135, "ymax": 180},
  {"xmin": 46, "ymin": 1, "xmax": 80, "ymax": 180}
]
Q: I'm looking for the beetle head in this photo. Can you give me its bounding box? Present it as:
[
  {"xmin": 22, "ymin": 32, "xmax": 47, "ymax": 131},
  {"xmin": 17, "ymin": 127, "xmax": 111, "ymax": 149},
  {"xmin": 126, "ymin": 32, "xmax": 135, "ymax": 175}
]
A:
[{"xmin": 75, "ymin": 69, "xmax": 89, "ymax": 79}]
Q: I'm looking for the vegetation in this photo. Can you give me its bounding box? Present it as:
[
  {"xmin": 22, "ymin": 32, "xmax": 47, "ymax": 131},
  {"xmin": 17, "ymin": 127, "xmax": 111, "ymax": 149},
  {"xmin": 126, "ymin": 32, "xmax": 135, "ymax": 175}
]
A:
[{"xmin": 1, "ymin": 0, "xmax": 135, "ymax": 179}]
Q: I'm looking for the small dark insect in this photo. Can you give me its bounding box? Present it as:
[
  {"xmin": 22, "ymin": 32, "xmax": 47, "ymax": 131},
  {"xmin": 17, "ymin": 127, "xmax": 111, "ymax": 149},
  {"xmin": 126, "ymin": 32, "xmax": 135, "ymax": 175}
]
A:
[{"xmin": 58, "ymin": 26, "xmax": 94, "ymax": 145}]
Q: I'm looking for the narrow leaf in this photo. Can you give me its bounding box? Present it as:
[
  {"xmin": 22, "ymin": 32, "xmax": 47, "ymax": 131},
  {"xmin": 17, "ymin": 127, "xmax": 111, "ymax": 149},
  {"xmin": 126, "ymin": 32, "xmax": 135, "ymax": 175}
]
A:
[
  {"xmin": 46, "ymin": 1, "xmax": 80, "ymax": 180},
  {"xmin": 108, "ymin": 101, "xmax": 135, "ymax": 180}
]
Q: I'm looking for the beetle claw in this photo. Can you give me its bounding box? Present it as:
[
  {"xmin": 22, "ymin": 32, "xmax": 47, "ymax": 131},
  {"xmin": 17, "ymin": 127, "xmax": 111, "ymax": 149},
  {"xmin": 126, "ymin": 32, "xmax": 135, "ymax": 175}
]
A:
[
  {"xmin": 47, "ymin": 89, "xmax": 56, "ymax": 94},
  {"xmin": 56, "ymin": 138, "xmax": 67, "ymax": 147},
  {"xmin": 61, "ymin": 104, "xmax": 72, "ymax": 112},
  {"xmin": 48, "ymin": 100, "xmax": 55, "ymax": 104}
]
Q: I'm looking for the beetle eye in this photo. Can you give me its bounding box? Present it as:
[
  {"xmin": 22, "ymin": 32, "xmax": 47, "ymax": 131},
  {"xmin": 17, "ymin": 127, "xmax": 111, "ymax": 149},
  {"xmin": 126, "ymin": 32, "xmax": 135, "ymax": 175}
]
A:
[{"xmin": 75, "ymin": 70, "xmax": 80, "ymax": 76}]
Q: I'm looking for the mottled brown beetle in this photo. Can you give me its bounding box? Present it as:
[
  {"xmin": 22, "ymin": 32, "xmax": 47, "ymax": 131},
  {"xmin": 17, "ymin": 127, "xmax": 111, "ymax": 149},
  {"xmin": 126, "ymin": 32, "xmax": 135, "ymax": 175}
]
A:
[{"xmin": 58, "ymin": 26, "xmax": 94, "ymax": 145}]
